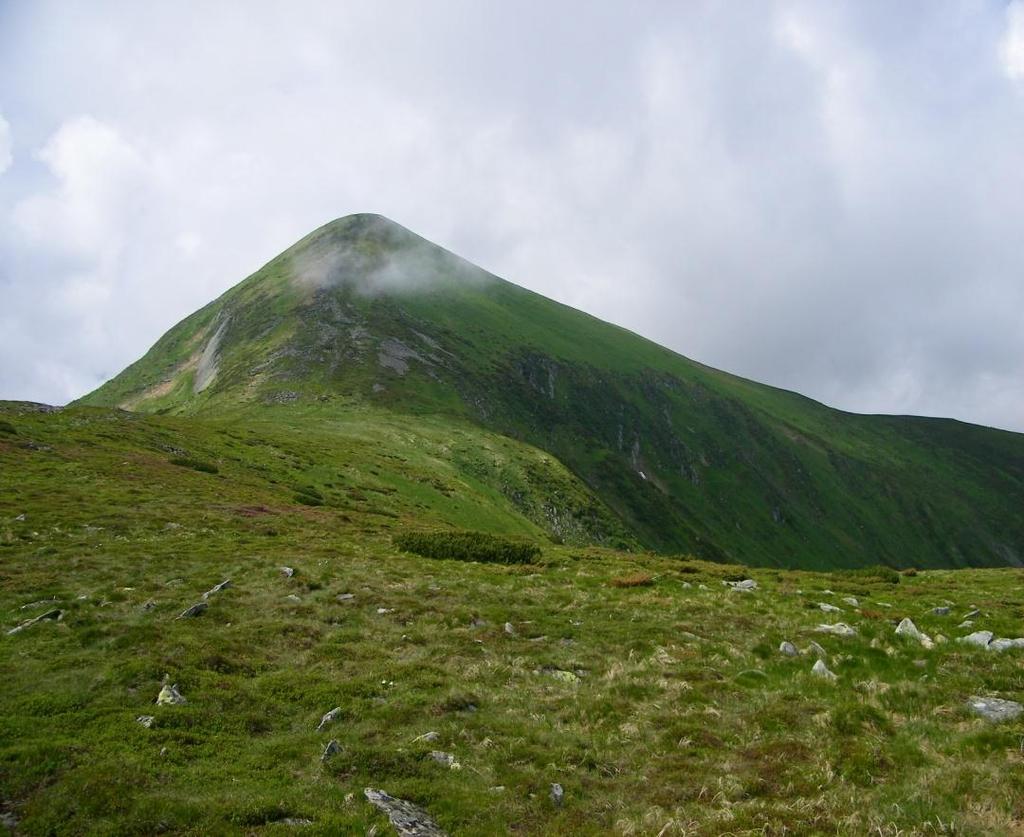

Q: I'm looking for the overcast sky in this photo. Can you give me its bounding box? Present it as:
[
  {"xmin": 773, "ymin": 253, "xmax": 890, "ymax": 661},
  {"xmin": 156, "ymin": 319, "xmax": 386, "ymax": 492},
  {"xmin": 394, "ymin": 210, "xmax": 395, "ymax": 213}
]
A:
[{"xmin": 2, "ymin": 1, "xmax": 1023, "ymax": 431}]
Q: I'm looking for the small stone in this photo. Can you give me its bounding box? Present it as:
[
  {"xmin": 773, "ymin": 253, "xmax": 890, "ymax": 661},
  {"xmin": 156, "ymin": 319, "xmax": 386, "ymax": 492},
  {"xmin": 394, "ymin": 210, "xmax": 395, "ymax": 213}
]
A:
[
  {"xmin": 364, "ymin": 788, "xmax": 447, "ymax": 837},
  {"xmin": 176, "ymin": 602, "xmax": 208, "ymax": 619},
  {"xmin": 321, "ymin": 739, "xmax": 341, "ymax": 762},
  {"xmin": 6, "ymin": 608, "xmax": 63, "ymax": 635},
  {"xmin": 280, "ymin": 566, "xmax": 295, "ymax": 578},
  {"xmin": 967, "ymin": 696, "xmax": 1023, "ymax": 723},
  {"xmin": 724, "ymin": 579, "xmax": 757, "ymax": 591},
  {"xmin": 504, "ymin": 622, "xmax": 516, "ymax": 636},
  {"xmin": 428, "ymin": 751, "xmax": 461, "ymax": 770},
  {"xmin": 958, "ymin": 620, "xmax": 974, "ymax": 629},
  {"xmin": 963, "ymin": 608, "xmax": 980, "ymax": 619},
  {"xmin": 317, "ymin": 707, "xmax": 342, "ymax": 731},
  {"xmin": 550, "ymin": 783, "xmax": 564, "ymax": 807},
  {"xmin": 805, "ymin": 640, "xmax": 827, "ymax": 659},
  {"xmin": 156, "ymin": 684, "xmax": 186, "ymax": 706},
  {"xmin": 818, "ymin": 602, "xmax": 842, "ymax": 613},
  {"xmin": 815, "ymin": 622, "xmax": 857, "ymax": 637},
  {"xmin": 681, "ymin": 581, "xmax": 692, "ymax": 589},
  {"xmin": 698, "ymin": 583, "xmax": 709, "ymax": 590},
  {"xmin": 470, "ymin": 617, "xmax": 487, "ymax": 628},
  {"xmin": 202, "ymin": 579, "xmax": 231, "ymax": 599},
  {"xmin": 286, "ymin": 594, "xmax": 302, "ymax": 602},
  {"xmin": 779, "ymin": 641, "xmax": 799, "ymax": 657},
  {"xmin": 931, "ymin": 606, "xmax": 950, "ymax": 616},
  {"xmin": 895, "ymin": 617, "xmax": 934, "ymax": 649},
  {"xmin": 337, "ymin": 593, "xmax": 355, "ymax": 601},
  {"xmin": 811, "ymin": 659, "xmax": 837, "ymax": 681},
  {"xmin": 136, "ymin": 715, "xmax": 155, "ymax": 728},
  {"xmin": 140, "ymin": 600, "xmax": 157, "ymax": 611},
  {"xmin": 842, "ymin": 597, "xmax": 860, "ymax": 607},
  {"xmin": 958, "ymin": 630, "xmax": 993, "ymax": 649},
  {"xmin": 413, "ymin": 731, "xmax": 440, "ymax": 743}
]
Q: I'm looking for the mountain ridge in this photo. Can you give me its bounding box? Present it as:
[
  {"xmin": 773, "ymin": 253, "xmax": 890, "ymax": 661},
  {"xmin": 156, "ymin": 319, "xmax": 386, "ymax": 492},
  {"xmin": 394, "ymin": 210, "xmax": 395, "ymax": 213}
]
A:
[{"xmin": 77, "ymin": 214, "xmax": 1024, "ymax": 569}]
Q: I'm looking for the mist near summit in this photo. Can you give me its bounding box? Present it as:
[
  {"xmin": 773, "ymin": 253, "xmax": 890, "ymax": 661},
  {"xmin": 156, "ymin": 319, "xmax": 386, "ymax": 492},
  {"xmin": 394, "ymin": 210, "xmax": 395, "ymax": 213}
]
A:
[{"xmin": 1, "ymin": 1, "xmax": 1023, "ymax": 431}]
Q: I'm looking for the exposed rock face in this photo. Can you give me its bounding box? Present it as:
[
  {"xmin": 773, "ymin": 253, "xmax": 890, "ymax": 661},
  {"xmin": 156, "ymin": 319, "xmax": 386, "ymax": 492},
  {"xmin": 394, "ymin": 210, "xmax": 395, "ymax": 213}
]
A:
[
  {"xmin": 966, "ymin": 696, "xmax": 1023, "ymax": 723},
  {"xmin": 364, "ymin": 788, "xmax": 447, "ymax": 837}
]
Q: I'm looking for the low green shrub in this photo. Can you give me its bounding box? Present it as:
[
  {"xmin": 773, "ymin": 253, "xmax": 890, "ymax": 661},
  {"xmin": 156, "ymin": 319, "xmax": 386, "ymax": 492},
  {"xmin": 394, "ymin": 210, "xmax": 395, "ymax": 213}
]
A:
[
  {"xmin": 836, "ymin": 565, "xmax": 900, "ymax": 584},
  {"xmin": 394, "ymin": 530, "xmax": 541, "ymax": 564}
]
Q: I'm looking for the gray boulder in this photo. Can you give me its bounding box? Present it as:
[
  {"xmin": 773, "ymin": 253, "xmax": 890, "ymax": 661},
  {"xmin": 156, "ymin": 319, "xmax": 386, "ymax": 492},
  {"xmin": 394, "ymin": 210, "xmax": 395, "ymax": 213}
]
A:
[
  {"xmin": 364, "ymin": 788, "xmax": 447, "ymax": 836},
  {"xmin": 202, "ymin": 580, "xmax": 231, "ymax": 599},
  {"xmin": 317, "ymin": 707, "xmax": 342, "ymax": 731},
  {"xmin": 176, "ymin": 602, "xmax": 207, "ymax": 619},
  {"xmin": 958, "ymin": 630, "xmax": 993, "ymax": 649},
  {"xmin": 811, "ymin": 659, "xmax": 837, "ymax": 681},
  {"xmin": 779, "ymin": 641, "xmax": 799, "ymax": 657},
  {"xmin": 967, "ymin": 696, "xmax": 1023, "ymax": 723},
  {"xmin": 6, "ymin": 608, "xmax": 62, "ymax": 635},
  {"xmin": 550, "ymin": 783, "xmax": 565, "ymax": 807}
]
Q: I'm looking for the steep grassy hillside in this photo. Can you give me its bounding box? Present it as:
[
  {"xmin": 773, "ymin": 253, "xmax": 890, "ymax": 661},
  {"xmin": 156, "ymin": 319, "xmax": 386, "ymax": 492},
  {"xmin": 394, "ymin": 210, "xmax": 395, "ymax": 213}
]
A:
[
  {"xmin": 2, "ymin": 401, "xmax": 1024, "ymax": 835},
  {"xmin": 78, "ymin": 214, "xmax": 1024, "ymax": 569}
]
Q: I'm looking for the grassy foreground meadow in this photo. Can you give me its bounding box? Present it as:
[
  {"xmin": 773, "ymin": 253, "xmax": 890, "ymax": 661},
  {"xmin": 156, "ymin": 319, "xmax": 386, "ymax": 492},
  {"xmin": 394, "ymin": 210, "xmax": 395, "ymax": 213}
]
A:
[{"xmin": 2, "ymin": 402, "xmax": 1023, "ymax": 835}]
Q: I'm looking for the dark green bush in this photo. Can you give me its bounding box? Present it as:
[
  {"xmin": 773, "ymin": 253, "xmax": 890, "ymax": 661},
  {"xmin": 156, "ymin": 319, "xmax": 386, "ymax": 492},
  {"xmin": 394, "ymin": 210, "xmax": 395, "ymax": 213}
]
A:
[
  {"xmin": 835, "ymin": 565, "xmax": 900, "ymax": 584},
  {"xmin": 394, "ymin": 530, "xmax": 541, "ymax": 565},
  {"xmin": 169, "ymin": 457, "xmax": 219, "ymax": 474}
]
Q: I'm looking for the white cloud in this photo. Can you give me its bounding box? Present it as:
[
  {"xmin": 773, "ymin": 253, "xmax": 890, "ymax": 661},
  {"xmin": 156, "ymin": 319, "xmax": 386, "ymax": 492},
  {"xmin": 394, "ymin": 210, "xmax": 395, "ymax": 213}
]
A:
[
  {"xmin": 0, "ymin": 2, "xmax": 1023, "ymax": 432},
  {"xmin": 1001, "ymin": 0, "xmax": 1024, "ymax": 81},
  {"xmin": 0, "ymin": 112, "xmax": 11, "ymax": 175}
]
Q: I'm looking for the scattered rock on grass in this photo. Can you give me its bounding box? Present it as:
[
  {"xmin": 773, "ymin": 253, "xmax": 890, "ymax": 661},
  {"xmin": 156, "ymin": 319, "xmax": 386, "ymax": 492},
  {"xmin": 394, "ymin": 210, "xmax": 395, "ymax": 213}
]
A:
[
  {"xmin": 337, "ymin": 593, "xmax": 355, "ymax": 601},
  {"xmin": 428, "ymin": 751, "xmax": 461, "ymax": 770},
  {"xmin": 136, "ymin": 715, "xmax": 155, "ymax": 728},
  {"xmin": 202, "ymin": 580, "xmax": 231, "ymax": 599},
  {"xmin": 811, "ymin": 659, "xmax": 837, "ymax": 681},
  {"xmin": 550, "ymin": 783, "xmax": 564, "ymax": 807},
  {"xmin": 932, "ymin": 606, "xmax": 950, "ymax": 616},
  {"xmin": 958, "ymin": 630, "xmax": 993, "ymax": 649},
  {"xmin": 895, "ymin": 617, "xmax": 934, "ymax": 649},
  {"xmin": 779, "ymin": 641, "xmax": 799, "ymax": 657},
  {"xmin": 967, "ymin": 696, "xmax": 1023, "ymax": 723},
  {"xmin": 815, "ymin": 623, "xmax": 857, "ymax": 637},
  {"xmin": 988, "ymin": 637, "xmax": 1024, "ymax": 652},
  {"xmin": 156, "ymin": 684, "xmax": 186, "ymax": 706},
  {"xmin": 503, "ymin": 622, "xmax": 516, "ymax": 636},
  {"xmin": 321, "ymin": 740, "xmax": 341, "ymax": 762},
  {"xmin": 413, "ymin": 731, "xmax": 440, "ymax": 743},
  {"xmin": 842, "ymin": 597, "xmax": 859, "ymax": 607},
  {"xmin": 280, "ymin": 566, "xmax": 295, "ymax": 578},
  {"xmin": 818, "ymin": 603, "xmax": 842, "ymax": 613},
  {"xmin": 6, "ymin": 608, "xmax": 62, "ymax": 635},
  {"xmin": 317, "ymin": 707, "xmax": 342, "ymax": 731},
  {"xmin": 176, "ymin": 602, "xmax": 207, "ymax": 619},
  {"xmin": 364, "ymin": 788, "xmax": 447, "ymax": 837},
  {"xmin": 724, "ymin": 579, "xmax": 757, "ymax": 592}
]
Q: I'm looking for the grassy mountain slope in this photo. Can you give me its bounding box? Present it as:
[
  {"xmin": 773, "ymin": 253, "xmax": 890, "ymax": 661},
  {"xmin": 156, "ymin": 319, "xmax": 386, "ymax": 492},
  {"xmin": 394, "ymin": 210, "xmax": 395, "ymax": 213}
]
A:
[
  {"xmin": 78, "ymin": 214, "xmax": 1024, "ymax": 569},
  {"xmin": 3, "ymin": 401, "xmax": 1024, "ymax": 835}
]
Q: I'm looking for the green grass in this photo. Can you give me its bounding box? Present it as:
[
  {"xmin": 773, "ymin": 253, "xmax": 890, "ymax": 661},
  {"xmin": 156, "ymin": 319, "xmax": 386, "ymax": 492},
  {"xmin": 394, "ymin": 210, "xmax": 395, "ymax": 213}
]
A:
[
  {"xmin": 2, "ymin": 401, "xmax": 1024, "ymax": 834},
  {"xmin": 74, "ymin": 214, "xmax": 1024, "ymax": 570}
]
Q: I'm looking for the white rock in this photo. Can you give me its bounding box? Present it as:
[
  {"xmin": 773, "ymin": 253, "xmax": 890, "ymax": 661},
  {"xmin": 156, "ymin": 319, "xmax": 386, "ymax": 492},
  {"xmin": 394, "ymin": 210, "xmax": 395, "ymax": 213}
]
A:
[
  {"xmin": 811, "ymin": 659, "xmax": 837, "ymax": 681},
  {"xmin": 819, "ymin": 603, "xmax": 843, "ymax": 613},
  {"xmin": 895, "ymin": 617, "xmax": 934, "ymax": 649},
  {"xmin": 988, "ymin": 637, "xmax": 1024, "ymax": 652},
  {"xmin": 779, "ymin": 641, "xmax": 799, "ymax": 657},
  {"xmin": 156, "ymin": 684, "xmax": 186, "ymax": 706},
  {"xmin": 317, "ymin": 706, "xmax": 342, "ymax": 731},
  {"xmin": 815, "ymin": 622, "xmax": 857, "ymax": 637},
  {"xmin": 842, "ymin": 597, "xmax": 860, "ymax": 607},
  {"xmin": 958, "ymin": 620, "xmax": 974, "ymax": 629},
  {"xmin": 724, "ymin": 579, "xmax": 757, "ymax": 591},
  {"xmin": 967, "ymin": 696, "xmax": 1023, "ymax": 723},
  {"xmin": 805, "ymin": 641, "xmax": 827, "ymax": 659},
  {"xmin": 958, "ymin": 630, "xmax": 993, "ymax": 649}
]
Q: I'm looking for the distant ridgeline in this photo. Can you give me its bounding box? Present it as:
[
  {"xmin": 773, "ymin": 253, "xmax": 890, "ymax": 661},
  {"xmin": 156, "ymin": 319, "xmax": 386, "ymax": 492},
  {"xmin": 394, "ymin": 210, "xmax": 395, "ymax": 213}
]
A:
[{"xmin": 77, "ymin": 214, "xmax": 1024, "ymax": 569}]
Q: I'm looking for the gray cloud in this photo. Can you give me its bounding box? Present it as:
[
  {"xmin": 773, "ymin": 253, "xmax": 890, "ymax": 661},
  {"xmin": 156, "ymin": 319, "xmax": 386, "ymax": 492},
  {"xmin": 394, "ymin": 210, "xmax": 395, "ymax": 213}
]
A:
[{"xmin": 1, "ymin": 0, "xmax": 1023, "ymax": 431}]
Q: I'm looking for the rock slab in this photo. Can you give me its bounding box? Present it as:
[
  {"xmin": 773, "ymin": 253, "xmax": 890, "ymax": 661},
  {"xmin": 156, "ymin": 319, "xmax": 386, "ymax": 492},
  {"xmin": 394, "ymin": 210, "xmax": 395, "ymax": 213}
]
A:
[{"xmin": 364, "ymin": 788, "xmax": 447, "ymax": 837}]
